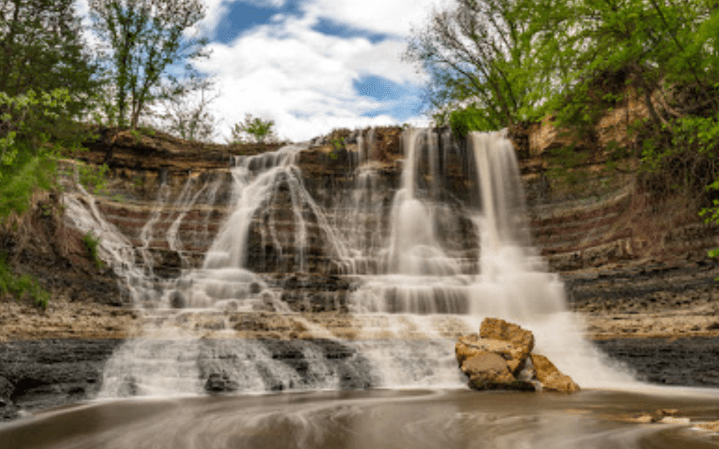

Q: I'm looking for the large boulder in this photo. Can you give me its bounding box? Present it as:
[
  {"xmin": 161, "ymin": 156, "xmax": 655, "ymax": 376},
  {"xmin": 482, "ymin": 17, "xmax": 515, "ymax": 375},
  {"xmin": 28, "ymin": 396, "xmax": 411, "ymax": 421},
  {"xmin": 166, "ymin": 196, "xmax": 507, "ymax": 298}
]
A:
[
  {"xmin": 480, "ymin": 317, "xmax": 534, "ymax": 368},
  {"xmin": 530, "ymin": 354, "xmax": 580, "ymax": 393},
  {"xmin": 456, "ymin": 334, "xmax": 526, "ymax": 373},
  {"xmin": 456, "ymin": 318, "xmax": 580, "ymax": 393},
  {"xmin": 462, "ymin": 352, "xmax": 533, "ymax": 390}
]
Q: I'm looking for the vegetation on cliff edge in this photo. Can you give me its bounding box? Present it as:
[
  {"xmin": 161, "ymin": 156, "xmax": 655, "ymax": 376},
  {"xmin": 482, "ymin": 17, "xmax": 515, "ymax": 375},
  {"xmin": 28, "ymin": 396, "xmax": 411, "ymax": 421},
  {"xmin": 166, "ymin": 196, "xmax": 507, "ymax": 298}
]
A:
[{"xmin": 407, "ymin": 0, "xmax": 719, "ymax": 242}]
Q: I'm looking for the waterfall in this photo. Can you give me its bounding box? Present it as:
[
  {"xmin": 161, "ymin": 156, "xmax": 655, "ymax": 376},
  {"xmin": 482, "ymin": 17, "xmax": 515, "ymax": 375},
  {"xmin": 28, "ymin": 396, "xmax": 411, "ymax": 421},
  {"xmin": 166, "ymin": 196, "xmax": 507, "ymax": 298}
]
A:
[
  {"xmin": 61, "ymin": 127, "xmax": 635, "ymax": 398},
  {"xmin": 350, "ymin": 128, "xmax": 634, "ymax": 389}
]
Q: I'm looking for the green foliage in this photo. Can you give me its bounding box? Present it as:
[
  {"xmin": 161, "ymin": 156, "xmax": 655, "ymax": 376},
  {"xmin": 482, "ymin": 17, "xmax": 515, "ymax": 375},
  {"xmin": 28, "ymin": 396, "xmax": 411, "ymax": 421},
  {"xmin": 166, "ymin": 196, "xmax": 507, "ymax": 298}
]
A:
[
  {"xmin": 0, "ymin": 253, "xmax": 49, "ymax": 310},
  {"xmin": 328, "ymin": 138, "xmax": 344, "ymax": 160},
  {"xmin": 77, "ymin": 163, "xmax": 110, "ymax": 195},
  {"xmin": 230, "ymin": 114, "xmax": 277, "ymax": 144},
  {"xmin": 444, "ymin": 105, "xmax": 491, "ymax": 138},
  {"xmin": 544, "ymin": 144, "xmax": 590, "ymax": 187},
  {"xmin": 82, "ymin": 231, "xmax": 104, "ymax": 269},
  {"xmin": 406, "ymin": 0, "xmax": 546, "ymax": 132},
  {"xmin": 0, "ymin": 0, "xmax": 97, "ymax": 115},
  {"xmin": 0, "ymin": 89, "xmax": 79, "ymax": 218},
  {"xmin": 89, "ymin": 0, "xmax": 210, "ymax": 129},
  {"xmin": 409, "ymin": 0, "xmax": 719, "ymax": 138}
]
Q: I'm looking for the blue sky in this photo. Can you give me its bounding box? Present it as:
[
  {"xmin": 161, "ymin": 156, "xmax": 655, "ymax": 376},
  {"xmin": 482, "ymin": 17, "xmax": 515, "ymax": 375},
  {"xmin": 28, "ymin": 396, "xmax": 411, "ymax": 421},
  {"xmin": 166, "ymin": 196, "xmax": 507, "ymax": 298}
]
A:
[{"xmin": 189, "ymin": 0, "xmax": 443, "ymax": 141}]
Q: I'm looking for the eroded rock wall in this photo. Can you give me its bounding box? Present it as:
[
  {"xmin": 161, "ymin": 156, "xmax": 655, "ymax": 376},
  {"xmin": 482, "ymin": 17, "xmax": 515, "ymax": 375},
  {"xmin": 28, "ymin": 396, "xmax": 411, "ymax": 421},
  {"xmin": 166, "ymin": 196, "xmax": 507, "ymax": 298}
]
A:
[{"xmin": 59, "ymin": 126, "xmax": 719, "ymax": 315}]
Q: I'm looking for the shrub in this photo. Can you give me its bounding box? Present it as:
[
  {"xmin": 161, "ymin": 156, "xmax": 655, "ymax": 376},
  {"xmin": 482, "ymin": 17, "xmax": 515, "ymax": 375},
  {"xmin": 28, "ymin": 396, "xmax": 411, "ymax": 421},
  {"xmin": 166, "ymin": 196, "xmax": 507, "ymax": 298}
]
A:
[
  {"xmin": 82, "ymin": 231, "xmax": 103, "ymax": 269},
  {"xmin": 229, "ymin": 114, "xmax": 276, "ymax": 144}
]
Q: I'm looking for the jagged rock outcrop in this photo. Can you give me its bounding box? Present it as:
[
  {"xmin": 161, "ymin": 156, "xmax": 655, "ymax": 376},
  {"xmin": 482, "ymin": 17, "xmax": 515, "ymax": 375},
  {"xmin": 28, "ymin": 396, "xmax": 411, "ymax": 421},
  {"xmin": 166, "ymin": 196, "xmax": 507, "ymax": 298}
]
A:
[
  {"xmin": 456, "ymin": 318, "xmax": 579, "ymax": 393},
  {"xmin": 530, "ymin": 354, "xmax": 580, "ymax": 393}
]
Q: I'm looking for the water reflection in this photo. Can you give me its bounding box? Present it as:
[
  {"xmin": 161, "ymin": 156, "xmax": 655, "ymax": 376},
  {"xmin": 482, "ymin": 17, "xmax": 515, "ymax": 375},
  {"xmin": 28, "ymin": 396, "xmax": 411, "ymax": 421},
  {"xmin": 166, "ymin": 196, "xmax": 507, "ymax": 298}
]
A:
[{"xmin": 2, "ymin": 389, "xmax": 719, "ymax": 449}]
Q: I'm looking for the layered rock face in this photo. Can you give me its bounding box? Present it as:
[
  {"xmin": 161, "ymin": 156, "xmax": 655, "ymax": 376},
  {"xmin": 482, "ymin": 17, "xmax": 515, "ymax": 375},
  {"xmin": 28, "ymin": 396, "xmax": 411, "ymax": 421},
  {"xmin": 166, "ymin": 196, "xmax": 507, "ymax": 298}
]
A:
[
  {"xmin": 456, "ymin": 318, "xmax": 579, "ymax": 392},
  {"xmin": 70, "ymin": 127, "xmax": 481, "ymax": 311},
  {"xmin": 71, "ymin": 126, "xmax": 719, "ymax": 312}
]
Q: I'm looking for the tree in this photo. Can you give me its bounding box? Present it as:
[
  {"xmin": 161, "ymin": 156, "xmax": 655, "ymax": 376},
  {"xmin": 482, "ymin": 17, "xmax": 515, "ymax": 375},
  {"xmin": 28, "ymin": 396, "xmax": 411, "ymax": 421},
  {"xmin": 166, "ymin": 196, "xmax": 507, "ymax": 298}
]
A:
[
  {"xmin": 405, "ymin": 0, "xmax": 546, "ymax": 134},
  {"xmin": 0, "ymin": 0, "xmax": 97, "ymax": 218},
  {"xmin": 0, "ymin": 0, "xmax": 97, "ymax": 114},
  {"xmin": 89, "ymin": 0, "xmax": 210, "ymax": 129},
  {"xmin": 230, "ymin": 114, "xmax": 277, "ymax": 144},
  {"xmin": 155, "ymin": 76, "xmax": 219, "ymax": 142},
  {"xmin": 407, "ymin": 0, "xmax": 719, "ymax": 137},
  {"xmin": 0, "ymin": 89, "xmax": 74, "ymax": 217}
]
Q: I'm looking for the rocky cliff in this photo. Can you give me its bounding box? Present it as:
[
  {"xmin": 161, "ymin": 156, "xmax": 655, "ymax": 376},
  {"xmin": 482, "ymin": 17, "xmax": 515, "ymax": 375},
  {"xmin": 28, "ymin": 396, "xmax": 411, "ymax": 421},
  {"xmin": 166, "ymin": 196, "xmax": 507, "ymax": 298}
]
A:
[
  {"xmin": 69, "ymin": 126, "xmax": 719, "ymax": 322},
  {"xmin": 2, "ymin": 123, "xmax": 718, "ymax": 338}
]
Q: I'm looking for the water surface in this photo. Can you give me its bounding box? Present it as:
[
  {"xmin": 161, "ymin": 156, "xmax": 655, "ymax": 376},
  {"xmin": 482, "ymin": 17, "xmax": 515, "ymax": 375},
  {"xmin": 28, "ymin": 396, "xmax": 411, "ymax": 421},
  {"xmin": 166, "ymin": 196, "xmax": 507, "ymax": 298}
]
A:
[{"xmin": 3, "ymin": 389, "xmax": 719, "ymax": 449}]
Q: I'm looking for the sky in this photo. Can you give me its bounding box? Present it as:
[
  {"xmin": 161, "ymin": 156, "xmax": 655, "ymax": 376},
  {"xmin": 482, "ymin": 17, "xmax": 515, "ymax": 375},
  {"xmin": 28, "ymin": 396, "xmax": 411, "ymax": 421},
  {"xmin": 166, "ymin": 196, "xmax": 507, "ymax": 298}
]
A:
[{"xmin": 78, "ymin": 0, "xmax": 447, "ymax": 142}]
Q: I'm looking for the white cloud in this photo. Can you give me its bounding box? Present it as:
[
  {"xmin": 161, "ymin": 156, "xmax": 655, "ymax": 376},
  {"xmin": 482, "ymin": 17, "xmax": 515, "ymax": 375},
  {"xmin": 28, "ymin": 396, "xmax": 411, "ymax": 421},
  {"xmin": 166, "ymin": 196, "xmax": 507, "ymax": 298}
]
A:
[
  {"xmin": 238, "ymin": 0, "xmax": 286, "ymax": 7},
  {"xmin": 347, "ymin": 39, "xmax": 427, "ymax": 85},
  {"xmin": 199, "ymin": 0, "xmax": 287, "ymax": 38},
  {"xmin": 197, "ymin": 0, "xmax": 232, "ymax": 37},
  {"xmin": 197, "ymin": 11, "xmax": 431, "ymax": 141},
  {"xmin": 75, "ymin": 0, "xmax": 443, "ymax": 141}
]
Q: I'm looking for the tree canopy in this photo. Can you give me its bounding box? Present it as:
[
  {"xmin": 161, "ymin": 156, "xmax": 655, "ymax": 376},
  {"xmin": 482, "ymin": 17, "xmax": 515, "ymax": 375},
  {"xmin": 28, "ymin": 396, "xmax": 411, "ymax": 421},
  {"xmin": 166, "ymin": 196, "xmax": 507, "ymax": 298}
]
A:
[
  {"xmin": 405, "ymin": 0, "xmax": 545, "ymax": 134},
  {"xmin": 0, "ymin": 0, "xmax": 97, "ymax": 113},
  {"xmin": 407, "ymin": 0, "xmax": 719, "ymax": 140},
  {"xmin": 89, "ymin": 0, "xmax": 210, "ymax": 129},
  {"xmin": 230, "ymin": 114, "xmax": 277, "ymax": 144}
]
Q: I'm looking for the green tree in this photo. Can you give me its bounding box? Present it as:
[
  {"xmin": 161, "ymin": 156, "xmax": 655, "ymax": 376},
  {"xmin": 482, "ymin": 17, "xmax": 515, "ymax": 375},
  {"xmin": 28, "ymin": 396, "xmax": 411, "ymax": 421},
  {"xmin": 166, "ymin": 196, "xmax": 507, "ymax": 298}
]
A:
[
  {"xmin": 405, "ymin": 0, "xmax": 546, "ymax": 135},
  {"xmin": 89, "ymin": 0, "xmax": 210, "ymax": 129},
  {"xmin": 0, "ymin": 0, "xmax": 97, "ymax": 114},
  {"xmin": 0, "ymin": 89, "xmax": 77, "ymax": 217},
  {"xmin": 230, "ymin": 114, "xmax": 277, "ymax": 144},
  {"xmin": 0, "ymin": 0, "xmax": 98, "ymax": 218},
  {"xmin": 527, "ymin": 0, "xmax": 719, "ymax": 134},
  {"xmin": 156, "ymin": 77, "xmax": 219, "ymax": 142}
]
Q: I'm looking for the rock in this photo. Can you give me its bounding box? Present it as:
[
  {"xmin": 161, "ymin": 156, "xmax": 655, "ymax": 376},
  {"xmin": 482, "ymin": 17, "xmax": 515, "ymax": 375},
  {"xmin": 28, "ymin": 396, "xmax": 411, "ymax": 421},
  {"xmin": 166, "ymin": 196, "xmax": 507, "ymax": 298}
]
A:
[
  {"xmin": 456, "ymin": 335, "xmax": 526, "ymax": 373},
  {"xmin": 480, "ymin": 318, "xmax": 534, "ymax": 367},
  {"xmin": 249, "ymin": 282, "xmax": 263, "ymax": 295},
  {"xmin": 530, "ymin": 354, "xmax": 580, "ymax": 393},
  {"xmin": 624, "ymin": 414, "xmax": 655, "ymax": 424},
  {"xmin": 0, "ymin": 376, "xmax": 13, "ymax": 407},
  {"xmin": 169, "ymin": 290, "xmax": 186, "ymax": 309},
  {"xmin": 695, "ymin": 420, "xmax": 719, "ymax": 431},
  {"xmin": 462, "ymin": 352, "xmax": 519, "ymax": 389},
  {"xmin": 204, "ymin": 373, "xmax": 239, "ymax": 393},
  {"xmin": 659, "ymin": 416, "xmax": 690, "ymax": 424}
]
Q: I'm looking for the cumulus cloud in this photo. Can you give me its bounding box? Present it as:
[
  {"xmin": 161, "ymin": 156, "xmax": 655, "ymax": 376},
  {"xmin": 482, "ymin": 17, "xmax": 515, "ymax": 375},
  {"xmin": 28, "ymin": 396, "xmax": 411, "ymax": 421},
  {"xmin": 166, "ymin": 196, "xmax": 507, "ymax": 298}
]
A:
[
  {"xmin": 196, "ymin": 3, "xmax": 442, "ymax": 141},
  {"xmin": 75, "ymin": 0, "xmax": 444, "ymax": 141},
  {"xmin": 197, "ymin": 14, "xmax": 406, "ymax": 140}
]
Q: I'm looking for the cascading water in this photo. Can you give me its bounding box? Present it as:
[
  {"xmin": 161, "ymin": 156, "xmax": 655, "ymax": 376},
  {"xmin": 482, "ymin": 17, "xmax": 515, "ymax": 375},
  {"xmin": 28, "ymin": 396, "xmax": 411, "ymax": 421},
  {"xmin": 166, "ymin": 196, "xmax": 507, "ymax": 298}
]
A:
[
  {"xmin": 62, "ymin": 127, "xmax": 635, "ymax": 399},
  {"xmin": 349, "ymin": 128, "xmax": 634, "ymax": 389}
]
